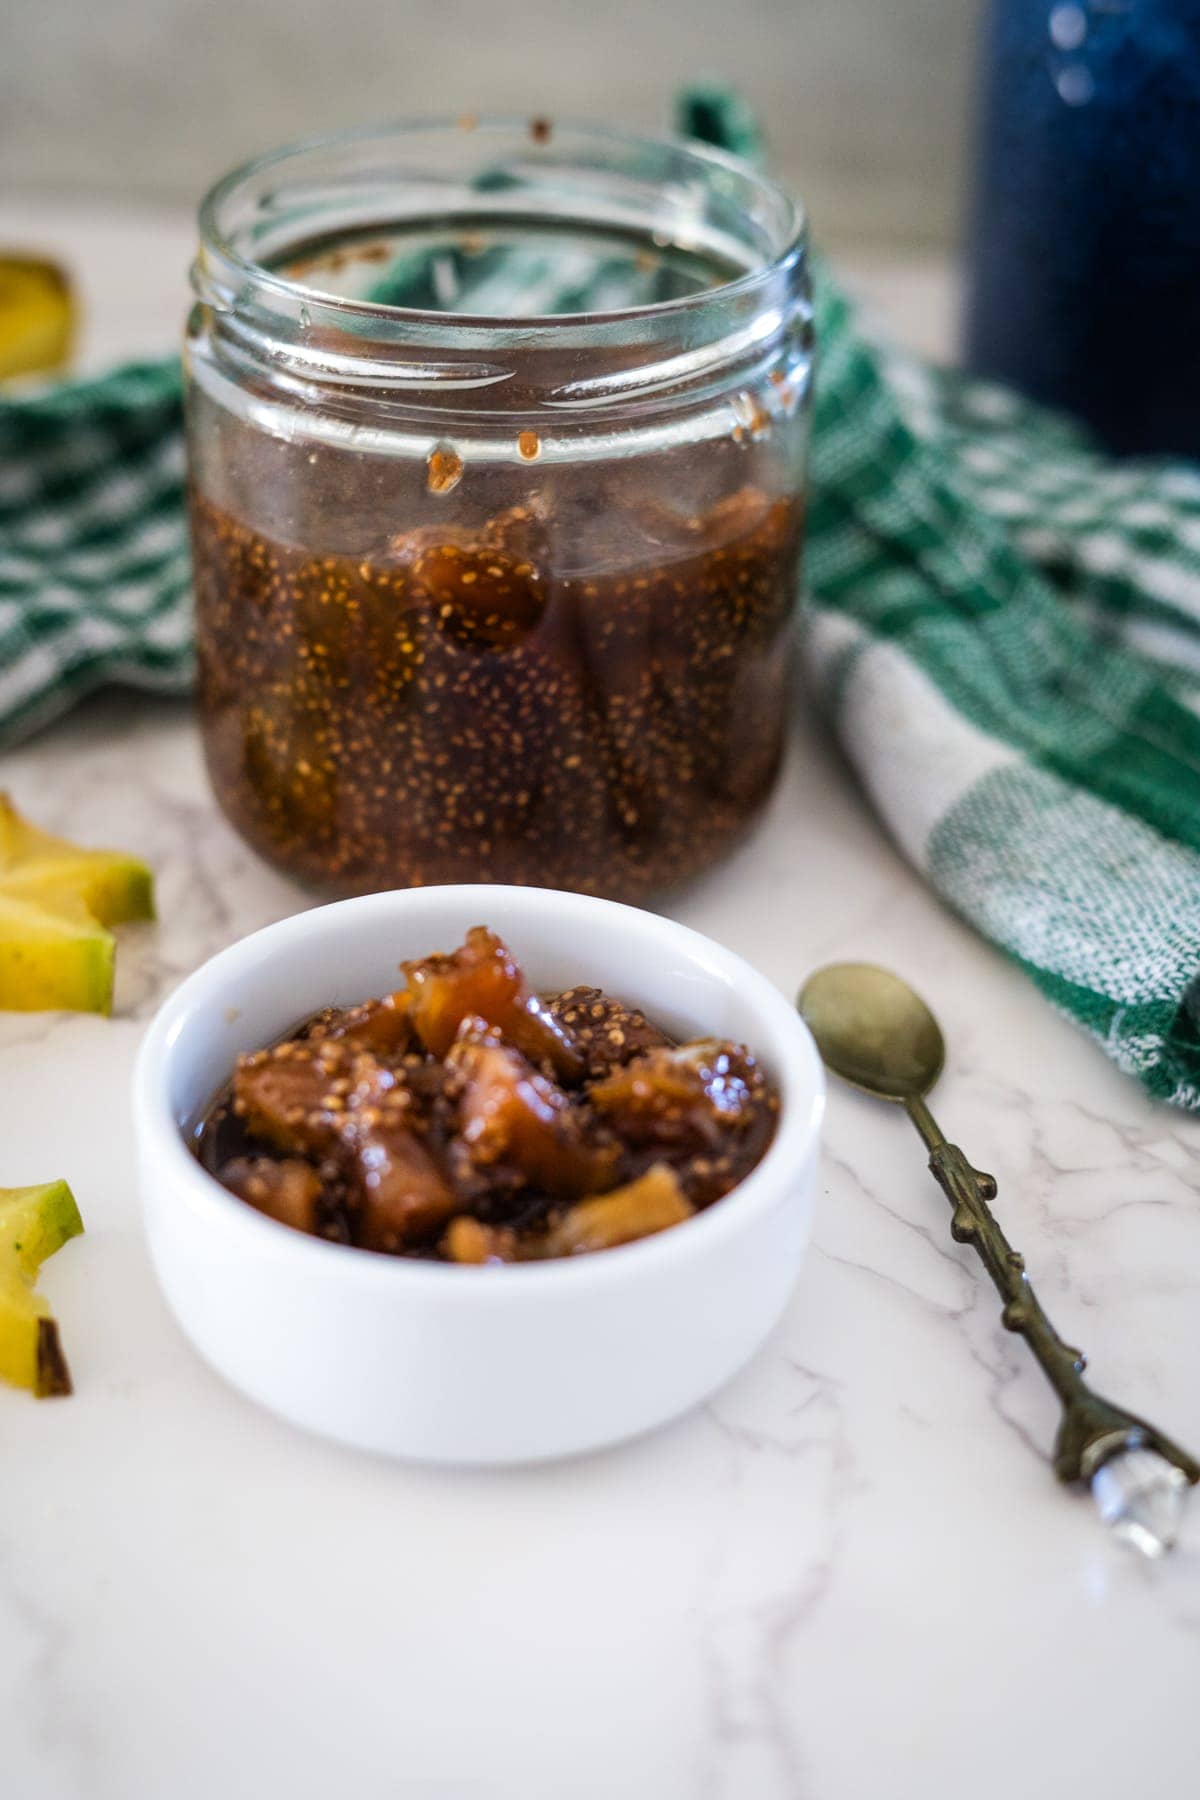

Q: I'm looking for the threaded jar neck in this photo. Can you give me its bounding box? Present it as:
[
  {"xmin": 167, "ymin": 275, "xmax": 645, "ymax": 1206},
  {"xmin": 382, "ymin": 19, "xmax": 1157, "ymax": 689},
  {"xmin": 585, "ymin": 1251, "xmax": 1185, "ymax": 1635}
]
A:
[{"xmin": 191, "ymin": 118, "xmax": 810, "ymax": 420}]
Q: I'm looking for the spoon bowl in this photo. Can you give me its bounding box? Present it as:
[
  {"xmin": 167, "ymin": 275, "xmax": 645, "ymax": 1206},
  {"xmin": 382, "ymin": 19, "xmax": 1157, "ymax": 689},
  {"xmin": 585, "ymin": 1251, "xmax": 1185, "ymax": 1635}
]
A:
[{"xmin": 797, "ymin": 962, "xmax": 945, "ymax": 1102}]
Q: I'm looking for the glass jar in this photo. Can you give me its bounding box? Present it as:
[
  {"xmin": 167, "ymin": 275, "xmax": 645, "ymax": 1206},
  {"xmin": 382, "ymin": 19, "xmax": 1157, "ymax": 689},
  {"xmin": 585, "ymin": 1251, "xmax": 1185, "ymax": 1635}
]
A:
[{"xmin": 185, "ymin": 120, "xmax": 812, "ymax": 900}]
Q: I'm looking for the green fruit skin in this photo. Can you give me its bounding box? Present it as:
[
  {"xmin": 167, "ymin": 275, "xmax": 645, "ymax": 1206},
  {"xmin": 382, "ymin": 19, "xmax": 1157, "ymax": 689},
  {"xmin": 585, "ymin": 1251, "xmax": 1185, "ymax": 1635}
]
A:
[
  {"xmin": 0, "ymin": 927, "xmax": 116, "ymax": 1014},
  {"xmin": 0, "ymin": 1180, "xmax": 83, "ymax": 1392},
  {"xmin": 1, "ymin": 1178, "xmax": 85, "ymax": 1278}
]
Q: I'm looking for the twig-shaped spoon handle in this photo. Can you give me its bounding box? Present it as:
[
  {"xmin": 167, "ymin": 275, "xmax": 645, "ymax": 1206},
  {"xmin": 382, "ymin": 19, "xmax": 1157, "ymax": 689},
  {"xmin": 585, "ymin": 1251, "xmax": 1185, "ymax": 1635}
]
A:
[
  {"xmin": 908, "ymin": 1094, "xmax": 1200, "ymax": 1486},
  {"xmin": 799, "ymin": 961, "xmax": 1199, "ymax": 1551}
]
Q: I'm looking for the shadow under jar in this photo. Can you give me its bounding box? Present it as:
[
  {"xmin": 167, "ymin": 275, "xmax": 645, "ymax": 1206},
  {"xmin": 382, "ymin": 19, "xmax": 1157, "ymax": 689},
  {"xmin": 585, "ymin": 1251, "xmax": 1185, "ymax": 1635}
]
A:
[{"xmin": 186, "ymin": 120, "xmax": 812, "ymax": 900}]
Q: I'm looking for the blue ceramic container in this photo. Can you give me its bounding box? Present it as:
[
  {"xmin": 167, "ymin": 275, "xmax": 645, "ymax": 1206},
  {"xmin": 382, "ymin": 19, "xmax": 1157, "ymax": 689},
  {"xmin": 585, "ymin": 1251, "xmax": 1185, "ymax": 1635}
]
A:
[{"xmin": 964, "ymin": 0, "xmax": 1200, "ymax": 457}]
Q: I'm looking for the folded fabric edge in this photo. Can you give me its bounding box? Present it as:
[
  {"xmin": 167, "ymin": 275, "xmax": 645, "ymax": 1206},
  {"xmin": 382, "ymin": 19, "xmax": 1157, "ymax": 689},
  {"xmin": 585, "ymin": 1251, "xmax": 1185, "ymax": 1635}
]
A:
[{"xmin": 808, "ymin": 612, "xmax": 1200, "ymax": 1109}]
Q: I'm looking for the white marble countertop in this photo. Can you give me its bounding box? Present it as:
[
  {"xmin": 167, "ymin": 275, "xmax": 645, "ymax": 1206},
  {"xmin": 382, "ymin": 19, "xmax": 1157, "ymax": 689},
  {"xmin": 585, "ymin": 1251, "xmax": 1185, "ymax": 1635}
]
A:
[{"xmin": 3, "ymin": 207, "xmax": 1199, "ymax": 1800}]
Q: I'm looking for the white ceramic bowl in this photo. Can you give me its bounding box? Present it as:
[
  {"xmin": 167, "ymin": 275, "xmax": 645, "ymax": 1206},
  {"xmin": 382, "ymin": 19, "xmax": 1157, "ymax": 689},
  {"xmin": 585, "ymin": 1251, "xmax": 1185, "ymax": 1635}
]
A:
[{"xmin": 133, "ymin": 886, "xmax": 824, "ymax": 1465}]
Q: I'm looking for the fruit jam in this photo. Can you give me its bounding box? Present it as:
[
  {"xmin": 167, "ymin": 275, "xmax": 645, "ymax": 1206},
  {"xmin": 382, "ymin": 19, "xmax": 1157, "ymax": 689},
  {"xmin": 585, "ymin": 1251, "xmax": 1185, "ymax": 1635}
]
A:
[{"xmin": 190, "ymin": 483, "xmax": 802, "ymax": 900}]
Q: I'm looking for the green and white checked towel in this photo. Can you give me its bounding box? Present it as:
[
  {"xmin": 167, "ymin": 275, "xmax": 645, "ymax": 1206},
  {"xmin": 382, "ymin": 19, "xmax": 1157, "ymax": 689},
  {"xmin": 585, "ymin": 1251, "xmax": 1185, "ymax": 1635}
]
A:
[
  {"xmin": 810, "ymin": 284, "xmax": 1200, "ymax": 1108},
  {"xmin": 3, "ymin": 107, "xmax": 1200, "ymax": 1106},
  {"xmin": 0, "ymin": 358, "xmax": 188, "ymax": 739}
]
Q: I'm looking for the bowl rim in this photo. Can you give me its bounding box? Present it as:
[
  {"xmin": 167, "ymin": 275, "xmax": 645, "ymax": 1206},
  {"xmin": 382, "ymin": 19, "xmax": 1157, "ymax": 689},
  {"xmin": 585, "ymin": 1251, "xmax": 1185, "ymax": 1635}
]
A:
[{"xmin": 133, "ymin": 885, "xmax": 824, "ymax": 1291}]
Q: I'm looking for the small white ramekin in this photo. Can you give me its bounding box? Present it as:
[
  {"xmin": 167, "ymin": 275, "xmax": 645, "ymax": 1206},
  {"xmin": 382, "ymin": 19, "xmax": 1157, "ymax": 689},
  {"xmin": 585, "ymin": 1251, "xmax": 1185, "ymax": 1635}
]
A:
[{"xmin": 133, "ymin": 886, "xmax": 824, "ymax": 1464}]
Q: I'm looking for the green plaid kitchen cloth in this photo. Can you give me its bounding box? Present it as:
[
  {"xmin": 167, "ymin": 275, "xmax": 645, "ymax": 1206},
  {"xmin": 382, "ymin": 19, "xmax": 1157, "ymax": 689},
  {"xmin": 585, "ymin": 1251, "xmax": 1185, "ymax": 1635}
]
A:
[
  {"xmin": 3, "ymin": 106, "xmax": 1200, "ymax": 1107},
  {"xmin": 0, "ymin": 357, "xmax": 188, "ymax": 739}
]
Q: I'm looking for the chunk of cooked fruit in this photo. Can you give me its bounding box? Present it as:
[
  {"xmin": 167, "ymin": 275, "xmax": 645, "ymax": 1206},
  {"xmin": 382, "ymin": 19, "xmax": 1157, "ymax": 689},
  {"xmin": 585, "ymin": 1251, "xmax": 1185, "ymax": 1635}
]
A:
[
  {"xmin": 232, "ymin": 1040, "xmax": 348, "ymax": 1156},
  {"xmin": 346, "ymin": 1122, "xmax": 457, "ymax": 1252},
  {"xmin": 543, "ymin": 986, "xmax": 671, "ymax": 1078},
  {"xmin": 221, "ymin": 1157, "xmax": 323, "ymax": 1234},
  {"xmin": 403, "ymin": 540, "xmax": 546, "ymax": 652},
  {"xmin": 232, "ymin": 1037, "xmax": 456, "ymax": 1251},
  {"xmin": 589, "ymin": 1039, "xmax": 768, "ymax": 1147},
  {"xmin": 0, "ymin": 1179, "xmax": 84, "ymax": 1396},
  {"xmin": 541, "ymin": 1165, "xmax": 692, "ymax": 1257},
  {"xmin": 303, "ymin": 991, "xmax": 414, "ymax": 1057},
  {"xmin": 448, "ymin": 1020, "xmax": 618, "ymax": 1198},
  {"xmin": 0, "ymin": 793, "xmax": 154, "ymax": 1014},
  {"xmin": 442, "ymin": 1215, "xmax": 520, "ymax": 1264},
  {"xmin": 402, "ymin": 926, "xmax": 583, "ymax": 1080},
  {"xmin": 589, "ymin": 1039, "xmax": 778, "ymax": 1202}
]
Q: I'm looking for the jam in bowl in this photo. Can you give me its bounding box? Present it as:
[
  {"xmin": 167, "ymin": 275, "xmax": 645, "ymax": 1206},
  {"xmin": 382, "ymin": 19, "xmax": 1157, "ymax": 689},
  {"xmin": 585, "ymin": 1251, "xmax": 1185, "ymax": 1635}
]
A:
[{"xmin": 133, "ymin": 885, "xmax": 824, "ymax": 1463}]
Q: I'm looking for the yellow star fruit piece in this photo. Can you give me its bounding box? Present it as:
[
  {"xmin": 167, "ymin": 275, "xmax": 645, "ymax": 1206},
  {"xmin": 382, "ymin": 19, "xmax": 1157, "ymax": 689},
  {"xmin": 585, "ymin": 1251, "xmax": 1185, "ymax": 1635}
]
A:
[
  {"xmin": 0, "ymin": 1179, "xmax": 84, "ymax": 1395},
  {"xmin": 0, "ymin": 257, "xmax": 74, "ymax": 381},
  {"xmin": 0, "ymin": 792, "xmax": 155, "ymax": 1013}
]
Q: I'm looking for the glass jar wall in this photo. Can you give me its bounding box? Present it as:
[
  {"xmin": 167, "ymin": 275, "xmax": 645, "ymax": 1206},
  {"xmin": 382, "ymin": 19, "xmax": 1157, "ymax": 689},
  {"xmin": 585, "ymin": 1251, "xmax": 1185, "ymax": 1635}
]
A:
[{"xmin": 185, "ymin": 120, "xmax": 812, "ymax": 899}]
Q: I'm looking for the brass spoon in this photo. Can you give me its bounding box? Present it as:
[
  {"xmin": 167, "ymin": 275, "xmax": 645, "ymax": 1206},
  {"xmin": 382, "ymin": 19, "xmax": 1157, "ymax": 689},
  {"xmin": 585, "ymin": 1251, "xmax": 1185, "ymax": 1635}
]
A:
[{"xmin": 799, "ymin": 961, "xmax": 1199, "ymax": 1553}]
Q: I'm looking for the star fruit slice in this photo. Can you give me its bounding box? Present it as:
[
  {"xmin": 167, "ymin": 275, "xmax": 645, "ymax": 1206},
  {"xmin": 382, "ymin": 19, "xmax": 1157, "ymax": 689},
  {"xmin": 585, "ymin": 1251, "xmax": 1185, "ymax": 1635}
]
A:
[
  {"xmin": 0, "ymin": 793, "xmax": 154, "ymax": 1013},
  {"xmin": 0, "ymin": 1179, "xmax": 84, "ymax": 1395},
  {"xmin": 0, "ymin": 257, "xmax": 74, "ymax": 381}
]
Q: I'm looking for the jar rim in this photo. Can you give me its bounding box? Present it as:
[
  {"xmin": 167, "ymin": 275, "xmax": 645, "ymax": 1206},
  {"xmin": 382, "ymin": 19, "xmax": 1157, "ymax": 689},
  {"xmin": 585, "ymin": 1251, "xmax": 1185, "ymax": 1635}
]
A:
[{"xmin": 196, "ymin": 115, "xmax": 807, "ymax": 338}]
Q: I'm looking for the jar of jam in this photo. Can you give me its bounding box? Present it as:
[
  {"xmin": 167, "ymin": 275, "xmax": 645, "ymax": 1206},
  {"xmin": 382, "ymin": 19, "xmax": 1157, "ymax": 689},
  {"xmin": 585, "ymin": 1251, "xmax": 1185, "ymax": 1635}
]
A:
[{"xmin": 186, "ymin": 121, "xmax": 812, "ymax": 900}]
